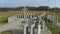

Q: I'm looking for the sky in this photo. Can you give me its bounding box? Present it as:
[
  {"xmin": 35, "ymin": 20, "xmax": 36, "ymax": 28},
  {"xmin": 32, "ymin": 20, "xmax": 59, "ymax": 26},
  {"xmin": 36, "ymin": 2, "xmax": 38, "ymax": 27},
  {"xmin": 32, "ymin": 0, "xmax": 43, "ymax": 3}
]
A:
[{"xmin": 0, "ymin": 0, "xmax": 60, "ymax": 8}]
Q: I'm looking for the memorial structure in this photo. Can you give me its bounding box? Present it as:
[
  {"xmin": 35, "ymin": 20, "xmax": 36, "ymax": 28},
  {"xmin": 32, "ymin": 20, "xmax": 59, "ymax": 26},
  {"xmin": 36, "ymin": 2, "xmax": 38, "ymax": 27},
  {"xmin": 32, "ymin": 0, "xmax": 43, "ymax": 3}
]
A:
[
  {"xmin": 23, "ymin": 16, "xmax": 45, "ymax": 34},
  {"xmin": 7, "ymin": 7, "xmax": 45, "ymax": 34}
]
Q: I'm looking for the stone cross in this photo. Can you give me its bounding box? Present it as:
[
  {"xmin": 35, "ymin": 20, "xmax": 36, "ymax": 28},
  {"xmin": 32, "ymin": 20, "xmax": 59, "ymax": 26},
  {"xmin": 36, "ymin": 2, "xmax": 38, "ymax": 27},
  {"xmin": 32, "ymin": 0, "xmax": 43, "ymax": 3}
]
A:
[{"xmin": 22, "ymin": 6, "xmax": 28, "ymax": 19}]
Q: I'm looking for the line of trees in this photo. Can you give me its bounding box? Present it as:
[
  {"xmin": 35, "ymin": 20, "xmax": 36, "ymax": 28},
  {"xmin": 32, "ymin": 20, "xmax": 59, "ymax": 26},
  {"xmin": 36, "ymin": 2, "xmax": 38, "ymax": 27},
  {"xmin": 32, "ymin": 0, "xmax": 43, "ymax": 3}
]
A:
[{"xmin": 0, "ymin": 6, "xmax": 60, "ymax": 12}]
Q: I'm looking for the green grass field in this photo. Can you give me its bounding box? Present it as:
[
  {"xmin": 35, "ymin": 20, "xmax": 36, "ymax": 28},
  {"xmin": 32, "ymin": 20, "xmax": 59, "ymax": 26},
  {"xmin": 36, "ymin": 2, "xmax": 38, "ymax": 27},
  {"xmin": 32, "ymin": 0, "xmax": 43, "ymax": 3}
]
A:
[
  {"xmin": 0, "ymin": 31, "xmax": 13, "ymax": 34},
  {"xmin": 45, "ymin": 22, "xmax": 60, "ymax": 34}
]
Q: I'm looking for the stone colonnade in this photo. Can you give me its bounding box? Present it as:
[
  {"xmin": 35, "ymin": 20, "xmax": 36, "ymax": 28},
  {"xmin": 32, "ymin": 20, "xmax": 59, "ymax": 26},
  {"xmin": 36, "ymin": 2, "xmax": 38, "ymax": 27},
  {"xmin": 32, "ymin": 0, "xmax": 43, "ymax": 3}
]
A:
[
  {"xmin": 8, "ymin": 13, "xmax": 34, "ymax": 23},
  {"xmin": 23, "ymin": 17, "xmax": 45, "ymax": 34}
]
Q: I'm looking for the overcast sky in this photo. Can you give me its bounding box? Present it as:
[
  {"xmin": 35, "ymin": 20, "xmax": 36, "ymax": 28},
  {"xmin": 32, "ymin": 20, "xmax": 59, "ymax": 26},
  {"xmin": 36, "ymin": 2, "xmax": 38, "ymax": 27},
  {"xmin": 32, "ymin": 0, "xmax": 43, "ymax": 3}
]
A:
[{"xmin": 0, "ymin": 0, "xmax": 60, "ymax": 8}]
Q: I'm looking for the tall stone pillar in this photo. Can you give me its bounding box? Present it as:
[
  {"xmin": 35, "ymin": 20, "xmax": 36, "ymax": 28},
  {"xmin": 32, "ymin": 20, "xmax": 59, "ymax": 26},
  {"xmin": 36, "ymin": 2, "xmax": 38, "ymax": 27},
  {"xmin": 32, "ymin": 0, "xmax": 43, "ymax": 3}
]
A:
[
  {"xmin": 38, "ymin": 24, "xmax": 41, "ymax": 34},
  {"xmin": 43, "ymin": 20, "xmax": 45, "ymax": 29},
  {"xmin": 24, "ymin": 25, "xmax": 28, "ymax": 34},
  {"xmin": 41, "ymin": 19, "xmax": 45, "ymax": 29},
  {"xmin": 31, "ymin": 24, "xmax": 35, "ymax": 34},
  {"xmin": 24, "ymin": 26, "xmax": 26, "ymax": 34}
]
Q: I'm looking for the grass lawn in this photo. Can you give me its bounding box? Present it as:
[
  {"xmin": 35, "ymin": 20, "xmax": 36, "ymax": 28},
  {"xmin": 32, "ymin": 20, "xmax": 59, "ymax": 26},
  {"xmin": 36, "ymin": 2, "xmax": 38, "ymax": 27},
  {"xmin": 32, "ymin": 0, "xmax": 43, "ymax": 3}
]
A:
[
  {"xmin": 0, "ymin": 31, "xmax": 13, "ymax": 34},
  {"xmin": 45, "ymin": 22, "xmax": 60, "ymax": 34}
]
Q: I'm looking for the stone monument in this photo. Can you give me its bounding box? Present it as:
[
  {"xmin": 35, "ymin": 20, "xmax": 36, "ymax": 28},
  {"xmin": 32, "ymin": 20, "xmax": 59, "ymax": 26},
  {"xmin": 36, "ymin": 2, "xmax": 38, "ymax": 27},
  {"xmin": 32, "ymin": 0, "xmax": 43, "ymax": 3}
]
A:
[
  {"xmin": 7, "ymin": 7, "xmax": 45, "ymax": 34},
  {"xmin": 23, "ymin": 16, "xmax": 45, "ymax": 34}
]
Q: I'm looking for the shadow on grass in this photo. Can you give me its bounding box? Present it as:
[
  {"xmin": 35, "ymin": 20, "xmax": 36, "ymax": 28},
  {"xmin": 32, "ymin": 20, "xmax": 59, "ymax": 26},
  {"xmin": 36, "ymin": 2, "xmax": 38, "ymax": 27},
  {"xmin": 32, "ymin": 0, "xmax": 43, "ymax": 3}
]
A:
[
  {"xmin": 1, "ymin": 31, "xmax": 13, "ymax": 34},
  {"xmin": 9, "ymin": 29, "xmax": 24, "ymax": 34},
  {"xmin": 0, "ymin": 18, "xmax": 8, "ymax": 24},
  {"xmin": 0, "ymin": 29, "xmax": 24, "ymax": 34}
]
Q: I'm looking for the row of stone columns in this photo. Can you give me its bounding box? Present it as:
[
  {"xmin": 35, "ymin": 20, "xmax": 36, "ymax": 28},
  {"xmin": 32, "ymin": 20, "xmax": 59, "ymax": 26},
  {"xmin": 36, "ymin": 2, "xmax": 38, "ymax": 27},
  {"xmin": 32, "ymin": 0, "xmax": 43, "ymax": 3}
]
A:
[
  {"xmin": 23, "ymin": 16, "xmax": 45, "ymax": 34},
  {"xmin": 15, "ymin": 13, "xmax": 34, "ymax": 19},
  {"xmin": 8, "ymin": 13, "xmax": 34, "ymax": 23},
  {"xmin": 23, "ymin": 22, "xmax": 41, "ymax": 34},
  {"xmin": 31, "ymin": 24, "xmax": 35, "ymax": 34},
  {"xmin": 38, "ymin": 24, "xmax": 41, "ymax": 34}
]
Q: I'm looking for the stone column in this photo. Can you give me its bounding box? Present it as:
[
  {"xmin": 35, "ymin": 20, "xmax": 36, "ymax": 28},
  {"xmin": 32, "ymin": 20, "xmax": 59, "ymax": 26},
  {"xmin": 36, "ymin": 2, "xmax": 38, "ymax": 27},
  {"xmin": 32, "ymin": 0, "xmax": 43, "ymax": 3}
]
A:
[
  {"xmin": 14, "ymin": 15, "xmax": 17, "ymax": 20},
  {"xmin": 8, "ymin": 17, "xmax": 12, "ymax": 23},
  {"xmin": 30, "ymin": 13, "xmax": 33, "ymax": 18},
  {"xmin": 24, "ymin": 25, "xmax": 28, "ymax": 34},
  {"xmin": 22, "ymin": 14, "xmax": 24, "ymax": 18},
  {"xmin": 20, "ymin": 14, "xmax": 21, "ymax": 18},
  {"xmin": 17, "ymin": 14, "xmax": 19, "ymax": 19},
  {"xmin": 27, "ymin": 14, "xmax": 28, "ymax": 18},
  {"xmin": 24, "ymin": 26, "xmax": 26, "ymax": 34},
  {"xmin": 28, "ymin": 13, "xmax": 29, "ymax": 19},
  {"xmin": 21, "ymin": 14, "xmax": 23, "ymax": 18},
  {"xmin": 41, "ymin": 19, "xmax": 45, "ymax": 29},
  {"xmin": 31, "ymin": 24, "xmax": 35, "ymax": 34},
  {"xmin": 39, "ymin": 18, "xmax": 45, "ymax": 29},
  {"xmin": 43, "ymin": 20, "xmax": 45, "ymax": 29},
  {"xmin": 57, "ymin": 16, "xmax": 58, "ymax": 24},
  {"xmin": 38, "ymin": 24, "xmax": 41, "ymax": 34},
  {"xmin": 29, "ymin": 13, "xmax": 31, "ymax": 18}
]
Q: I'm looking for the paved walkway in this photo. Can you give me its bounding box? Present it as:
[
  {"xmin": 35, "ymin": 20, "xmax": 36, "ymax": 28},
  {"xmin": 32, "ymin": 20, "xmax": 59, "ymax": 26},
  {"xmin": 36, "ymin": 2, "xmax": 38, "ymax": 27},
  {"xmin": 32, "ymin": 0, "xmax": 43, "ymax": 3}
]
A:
[
  {"xmin": 40, "ymin": 12, "xmax": 46, "ymax": 17},
  {"xmin": 0, "ymin": 20, "xmax": 22, "ymax": 33},
  {"xmin": 41, "ymin": 26, "xmax": 52, "ymax": 34}
]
